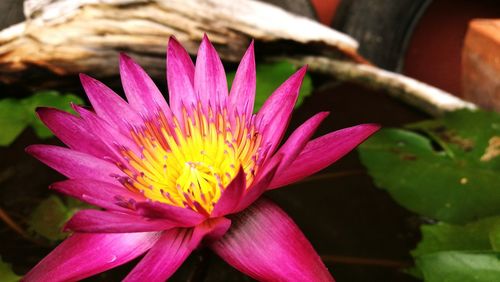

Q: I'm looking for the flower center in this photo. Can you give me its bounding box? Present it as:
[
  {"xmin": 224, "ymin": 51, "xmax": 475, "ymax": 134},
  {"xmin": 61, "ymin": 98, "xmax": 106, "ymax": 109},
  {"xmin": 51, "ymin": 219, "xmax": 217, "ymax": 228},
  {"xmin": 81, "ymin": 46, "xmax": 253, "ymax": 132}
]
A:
[{"xmin": 120, "ymin": 106, "xmax": 262, "ymax": 214}]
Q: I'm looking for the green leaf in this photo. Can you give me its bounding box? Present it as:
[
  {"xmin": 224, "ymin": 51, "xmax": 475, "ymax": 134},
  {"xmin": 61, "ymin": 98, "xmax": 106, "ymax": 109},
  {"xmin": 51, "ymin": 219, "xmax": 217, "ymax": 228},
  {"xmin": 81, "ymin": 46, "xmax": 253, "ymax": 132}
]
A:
[
  {"xmin": 227, "ymin": 60, "xmax": 313, "ymax": 112},
  {"xmin": 406, "ymin": 110, "xmax": 500, "ymax": 167},
  {"xmin": 28, "ymin": 195, "xmax": 88, "ymax": 241},
  {"xmin": 415, "ymin": 251, "xmax": 500, "ymax": 282},
  {"xmin": 413, "ymin": 216, "xmax": 500, "ymax": 257},
  {"xmin": 22, "ymin": 91, "xmax": 83, "ymax": 138},
  {"xmin": 358, "ymin": 110, "xmax": 500, "ymax": 223},
  {"xmin": 0, "ymin": 99, "xmax": 29, "ymax": 146},
  {"xmin": 0, "ymin": 91, "xmax": 83, "ymax": 146},
  {"xmin": 490, "ymin": 224, "xmax": 500, "ymax": 251},
  {"xmin": 0, "ymin": 257, "xmax": 21, "ymax": 282}
]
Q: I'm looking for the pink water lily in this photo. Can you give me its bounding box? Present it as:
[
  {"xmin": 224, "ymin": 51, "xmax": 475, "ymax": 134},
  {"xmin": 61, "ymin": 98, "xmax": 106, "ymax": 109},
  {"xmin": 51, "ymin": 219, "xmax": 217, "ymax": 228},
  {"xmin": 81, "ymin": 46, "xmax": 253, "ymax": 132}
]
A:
[{"xmin": 24, "ymin": 35, "xmax": 379, "ymax": 281}]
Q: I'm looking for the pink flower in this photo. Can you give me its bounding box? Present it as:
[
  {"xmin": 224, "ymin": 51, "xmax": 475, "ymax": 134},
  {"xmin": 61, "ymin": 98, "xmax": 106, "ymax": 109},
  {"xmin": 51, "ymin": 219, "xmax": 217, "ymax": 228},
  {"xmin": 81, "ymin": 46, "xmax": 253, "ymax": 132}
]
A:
[{"xmin": 24, "ymin": 35, "xmax": 379, "ymax": 281}]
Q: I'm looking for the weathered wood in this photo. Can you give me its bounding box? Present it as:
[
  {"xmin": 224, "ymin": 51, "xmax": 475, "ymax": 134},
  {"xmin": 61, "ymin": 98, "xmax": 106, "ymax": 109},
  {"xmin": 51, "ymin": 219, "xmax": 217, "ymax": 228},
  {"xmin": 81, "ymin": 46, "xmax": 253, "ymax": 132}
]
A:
[
  {"xmin": 291, "ymin": 56, "xmax": 477, "ymax": 117},
  {"xmin": 0, "ymin": 0, "xmax": 358, "ymax": 85},
  {"xmin": 0, "ymin": 0, "xmax": 24, "ymax": 30}
]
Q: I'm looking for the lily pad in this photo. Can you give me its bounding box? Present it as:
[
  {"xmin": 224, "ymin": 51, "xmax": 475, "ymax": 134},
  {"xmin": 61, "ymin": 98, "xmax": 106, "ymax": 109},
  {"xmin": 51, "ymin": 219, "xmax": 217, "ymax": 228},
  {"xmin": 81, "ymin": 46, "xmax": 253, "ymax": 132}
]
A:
[
  {"xmin": 415, "ymin": 251, "xmax": 500, "ymax": 282},
  {"xmin": 0, "ymin": 91, "xmax": 83, "ymax": 146},
  {"xmin": 413, "ymin": 216, "xmax": 500, "ymax": 257},
  {"xmin": 358, "ymin": 110, "xmax": 500, "ymax": 224}
]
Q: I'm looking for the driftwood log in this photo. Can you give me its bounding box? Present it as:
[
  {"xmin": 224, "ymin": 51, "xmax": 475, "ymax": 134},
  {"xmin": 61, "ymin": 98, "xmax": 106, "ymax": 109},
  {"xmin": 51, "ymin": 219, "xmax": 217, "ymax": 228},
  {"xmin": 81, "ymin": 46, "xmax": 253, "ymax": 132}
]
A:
[
  {"xmin": 292, "ymin": 57, "xmax": 477, "ymax": 117},
  {"xmin": 0, "ymin": 0, "xmax": 359, "ymax": 81},
  {"xmin": 0, "ymin": 0, "xmax": 476, "ymax": 116}
]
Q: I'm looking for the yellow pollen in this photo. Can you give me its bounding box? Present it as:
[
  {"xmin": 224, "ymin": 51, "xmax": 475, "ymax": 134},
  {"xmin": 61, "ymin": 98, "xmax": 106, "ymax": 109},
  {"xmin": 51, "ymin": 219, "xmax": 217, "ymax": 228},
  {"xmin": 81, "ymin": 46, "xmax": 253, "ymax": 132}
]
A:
[{"xmin": 121, "ymin": 106, "xmax": 262, "ymax": 214}]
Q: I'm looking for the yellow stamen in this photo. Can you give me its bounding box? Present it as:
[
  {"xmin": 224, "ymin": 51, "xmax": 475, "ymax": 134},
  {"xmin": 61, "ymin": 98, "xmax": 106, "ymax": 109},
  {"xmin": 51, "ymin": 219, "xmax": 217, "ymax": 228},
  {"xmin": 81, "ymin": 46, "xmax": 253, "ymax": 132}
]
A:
[{"xmin": 121, "ymin": 107, "xmax": 262, "ymax": 214}]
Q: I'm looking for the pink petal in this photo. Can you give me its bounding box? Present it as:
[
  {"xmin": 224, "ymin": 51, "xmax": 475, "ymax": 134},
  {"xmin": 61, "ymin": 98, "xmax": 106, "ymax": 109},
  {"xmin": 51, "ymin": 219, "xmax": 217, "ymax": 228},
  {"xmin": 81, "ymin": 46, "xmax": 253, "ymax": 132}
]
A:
[
  {"xmin": 36, "ymin": 107, "xmax": 109, "ymax": 158},
  {"xmin": 65, "ymin": 209, "xmax": 175, "ymax": 233},
  {"xmin": 119, "ymin": 53, "xmax": 171, "ymax": 118},
  {"xmin": 135, "ymin": 201, "xmax": 206, "ymax": 227},
  {"xmin": 50, "ymin": 179, "xmax": 144, "ymax": 212},
  {"xmin": 166, "ymin": 36, "xmax": 196, "ymax": 117},
  {"xmin": 124, "ymin": 218, "xmax": 231, "ymax": 281},
  {"xmin": 26, "ymin": 145, "xmax": 124, "ymax": 184},
  {"xmin": 256, "ymin": 66, "xmax": 307, "ymax": 154},
  {"xmin": 80, "ymin": 74, "xmax": 142, "ymax": 131},
  {"xmin": 24, "ymin": 232, "xmax": 160, "ymax": 281},
  {"xmin": 269, "ymin": 124, "xmax": 380, "ymax": 189},
  {"xmin": 229, "ymin": 41, "xmax": 255, "ymax": 118},
  {"xmin": 73, "ymin": 105, "xmax": 141, "ymax": 157},
  {"xmin": 211, "ymin": 168, "xmax": 246, "ymax": 217},
  {"xmin": 233, "ymin": 155, "xmax": 282, "ymax": 213},
  {"xmin": 194, "ymin": 34, "xmax": 228, "ymax": 110},
  {"xmin": 211, "ymin": 199, "xmax": 333, "ymax": 282},
  {"xmin": 273, "ymin": 111, "xmax": 329, "ymax": 174}
]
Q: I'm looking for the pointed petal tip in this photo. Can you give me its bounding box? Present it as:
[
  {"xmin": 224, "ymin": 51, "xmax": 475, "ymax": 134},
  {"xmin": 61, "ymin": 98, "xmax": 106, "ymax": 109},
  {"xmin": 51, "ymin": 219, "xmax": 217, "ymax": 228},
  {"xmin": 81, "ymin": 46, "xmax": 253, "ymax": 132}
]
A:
[
  {"xmin": 317, "ymin": 111, "xmax": 330, "ymax": 119},
  {"xmin": 25, "ymin": 144, "xmax": 53, "ymax": 156},
  {"xmin": 200, "ymin": 33, "xmax": 216, "ymax": 50},
  {"xmin": 297, "ymin": 65, "xmax": 308, "ymax": 77},
  {"xmin": 247, "ymin": 40, "xmax": 255, "ymax": 52},
  {"xmin": 35, "ymin": 107, "xmax": 59, "ymax": 126},
  {"xmin": 24, "ymin": 144, "xmax": 38, "ymax": 155},
  {"xmin": 79, "ymin": 72, "xmax": 90, "ymax": 80},
  {"xmin": 119, "ymin": 52, "xmax": 131, "ymax": 60},
  {"xmin": 48, "ymin": 180, "xmax": 67, "ymax": 191},
  {"xmin": 35, "ymin": 106, "xmax": 51, "ymax": 115},
  {"xmin": 167, "ymin": 36, "xmax": 181, "ymax": 50},
  {"xmin": 199, "ymin": 34, "xmax": 210, "ymax": 50},
  {"xmin": 361, "ymin": 123, "xmax": 382, "ymax": 135},
  {"xmin": 244, "ymin": 41, "xmax": 255, "ymax": 60},
  {"xmin": 280, "ymin": 65, "xmax": 307, "ymax": 92},
  {"xmin": 79, "ymin": 73, "xmax": 100, "ymax": 86},
  {"xmin": 119, "ymin": 53, "xmax": 135, "ymax": 68}
]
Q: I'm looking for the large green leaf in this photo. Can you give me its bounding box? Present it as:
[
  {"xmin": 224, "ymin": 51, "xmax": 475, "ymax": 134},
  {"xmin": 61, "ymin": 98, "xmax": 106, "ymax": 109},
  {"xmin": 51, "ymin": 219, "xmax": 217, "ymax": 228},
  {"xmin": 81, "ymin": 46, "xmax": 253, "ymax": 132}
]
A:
[
  {"xmin": 413, "ymin": 216, "xmax": 500, "ymax": 257},
  {"xmin": 0, "ymin": 91, "xmax": 83, "ymax": 146},
  {"xmin": 227, "ymin": 60, "xmax": 313, "ymax": 112},
  {"xmin": 415, "ymin": 251, "xmax": 500, "ymax": 282},
  {"xmin": 407, "ymin": 110, "xmax": 500, "ymax": 167},
  {"xmin": 358, "ymin": 110, "xmax": 500, "ymax": 224},
  {"xmin": 0, "ymin": 257, "xmax": 21, "ymax": 282}
]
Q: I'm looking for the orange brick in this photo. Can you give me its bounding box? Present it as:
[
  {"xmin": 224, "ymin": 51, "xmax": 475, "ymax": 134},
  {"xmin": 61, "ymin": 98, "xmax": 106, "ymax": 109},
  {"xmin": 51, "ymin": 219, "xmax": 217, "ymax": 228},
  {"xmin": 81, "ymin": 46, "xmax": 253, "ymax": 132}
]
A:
[{"xmin": 462, "ymin": 19, "xmax": 500, "ymax": 111}]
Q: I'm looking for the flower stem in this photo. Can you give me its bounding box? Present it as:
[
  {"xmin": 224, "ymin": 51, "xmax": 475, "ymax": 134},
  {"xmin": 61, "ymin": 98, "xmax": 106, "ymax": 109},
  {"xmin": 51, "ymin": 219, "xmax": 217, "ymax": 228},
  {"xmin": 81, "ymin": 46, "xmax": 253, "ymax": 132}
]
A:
[{"xmin": 0, "ymin": 206, "xmax": 31, "ymax": 239}]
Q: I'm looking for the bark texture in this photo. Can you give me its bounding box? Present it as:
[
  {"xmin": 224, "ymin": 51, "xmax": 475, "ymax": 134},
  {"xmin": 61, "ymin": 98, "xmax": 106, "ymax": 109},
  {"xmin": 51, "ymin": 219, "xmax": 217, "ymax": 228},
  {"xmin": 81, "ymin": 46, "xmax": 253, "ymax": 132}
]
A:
[{"xmin": 0, "ymin": 0, "xmax": 358, "ymax": 84}]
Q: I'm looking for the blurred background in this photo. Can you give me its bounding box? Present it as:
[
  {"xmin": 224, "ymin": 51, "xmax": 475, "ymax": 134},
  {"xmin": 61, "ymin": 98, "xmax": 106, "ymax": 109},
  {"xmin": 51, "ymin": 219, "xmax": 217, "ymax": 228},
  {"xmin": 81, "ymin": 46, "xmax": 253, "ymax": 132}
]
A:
[{"xmin": 0, "ymin": 0, "xmax": 499, "ymax": 281}]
